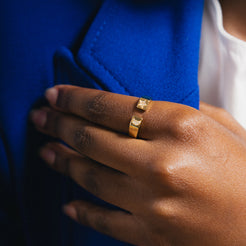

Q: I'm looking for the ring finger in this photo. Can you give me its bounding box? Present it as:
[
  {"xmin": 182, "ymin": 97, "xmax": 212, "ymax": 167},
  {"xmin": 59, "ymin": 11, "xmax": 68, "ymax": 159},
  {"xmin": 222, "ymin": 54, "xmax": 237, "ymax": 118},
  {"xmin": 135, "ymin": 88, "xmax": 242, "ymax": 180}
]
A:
[
  {"xmin": 40, "ymin": 142, "xmax": 149, "ymax": 212},
  {"xmin": 31, "ymin": 107, "xmax": 154, "ymax": 181}
]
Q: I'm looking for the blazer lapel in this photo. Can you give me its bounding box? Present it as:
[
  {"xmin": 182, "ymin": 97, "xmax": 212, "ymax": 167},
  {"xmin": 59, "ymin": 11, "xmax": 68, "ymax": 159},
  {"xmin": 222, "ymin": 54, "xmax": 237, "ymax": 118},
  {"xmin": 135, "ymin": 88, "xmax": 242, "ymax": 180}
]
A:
[{"xmin": 55, "ymin": 0, "xmax": 204, "ymax": 109}]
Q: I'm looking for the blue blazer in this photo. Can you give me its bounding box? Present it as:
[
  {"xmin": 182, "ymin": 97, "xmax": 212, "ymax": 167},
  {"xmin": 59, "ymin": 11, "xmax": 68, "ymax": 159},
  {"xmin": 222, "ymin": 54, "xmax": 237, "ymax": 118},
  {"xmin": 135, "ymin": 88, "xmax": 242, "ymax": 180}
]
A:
[{"xmin": 0, "ymin": 0, "xmax": 204, "ymax": 245}]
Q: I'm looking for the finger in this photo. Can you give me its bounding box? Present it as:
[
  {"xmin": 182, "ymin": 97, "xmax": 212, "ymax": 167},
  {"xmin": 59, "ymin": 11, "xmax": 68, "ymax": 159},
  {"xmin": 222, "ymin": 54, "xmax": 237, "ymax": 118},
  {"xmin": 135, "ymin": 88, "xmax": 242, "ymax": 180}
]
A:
[
  {"xmin": 44, "ymin": 85, "xmax": 158, "ymax": 139},
  {"xmin": 200, "ymin": 102, "xmax": 246, "ymax": 141},
  {"xmin": 39, "ymin": 142, "xmax": 148, "ymax": 212},
  {"xmin": 63, "ymin": 200, "xmax": 143, "ymax": 246},
  {"xmin": 31, "ymin": 107, "xmax": 154, "ymax": 180}
]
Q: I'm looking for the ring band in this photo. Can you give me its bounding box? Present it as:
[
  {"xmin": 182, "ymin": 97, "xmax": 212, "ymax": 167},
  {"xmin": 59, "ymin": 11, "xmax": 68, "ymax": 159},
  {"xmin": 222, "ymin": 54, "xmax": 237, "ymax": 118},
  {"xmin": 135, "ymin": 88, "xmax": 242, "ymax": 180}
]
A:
[
  {"xmin": 129, "ymin": 115, "xmax": 143, "ymax": 138},
  {"xmin": 129, "ymin": 97, "xmax": 152, "ymax": 138}
]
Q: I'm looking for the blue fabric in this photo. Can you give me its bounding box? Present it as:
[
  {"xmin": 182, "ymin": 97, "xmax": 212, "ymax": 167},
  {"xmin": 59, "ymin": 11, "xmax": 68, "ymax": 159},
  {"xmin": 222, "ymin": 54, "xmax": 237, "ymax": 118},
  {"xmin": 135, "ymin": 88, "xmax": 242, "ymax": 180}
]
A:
[{"xmin": 0, "ymin": 0, "xmax": 204, "ymax": 245}]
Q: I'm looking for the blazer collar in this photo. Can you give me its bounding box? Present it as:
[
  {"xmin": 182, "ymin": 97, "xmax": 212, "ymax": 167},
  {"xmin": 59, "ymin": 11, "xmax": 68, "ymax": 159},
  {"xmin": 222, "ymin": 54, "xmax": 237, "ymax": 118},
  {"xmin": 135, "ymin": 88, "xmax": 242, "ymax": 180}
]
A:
[{"xmin": 59, "ymin": 0, "xmax": 204, "ymax": 109}]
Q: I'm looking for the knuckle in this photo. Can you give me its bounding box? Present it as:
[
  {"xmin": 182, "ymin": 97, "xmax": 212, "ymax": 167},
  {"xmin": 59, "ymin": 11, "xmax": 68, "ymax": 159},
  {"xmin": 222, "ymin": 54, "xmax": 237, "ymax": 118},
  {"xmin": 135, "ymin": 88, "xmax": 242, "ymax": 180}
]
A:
[
  {"xmin": 77, "ymin": 209, "xmax": 90, "ymax": 227},
  {"xmin": 73, "ymin": 127, "xmax": 92, "ymax": 152},
  {"xmin": 85, "ymin": 92, "xmax": 111, "ymax": 122},
  {"xmin": 83, "ymin": 167, "xmax": 100, "ymax": 197},
  {"xmin": 61, "ymin": 156, "xmax": 73, "ymax": 176},
  {"xmin": 94, "ymin": 215, "xmax": 111, "ymax": 235},
  {"xmin": 45, "ymin": 111, "xmax": 62, "ymax": 137},
  {"xmin": 56, "ymin": 88, "xmax": 73, "ymax": 110},
  {"xmin": 150, "ymin": 201, "xmax": 181, "ymax": 236},
  {"xmin": 151, "ymin": 155, "xmax": 191, "ymax": 190},
  {"xmin": 168, "ymin": 110, "xmax": 204, "ymax": 143},
  {"xmin": 148, "ymin": 158, "xmax": 175, "ymax": 186},
  {"xmin": 52, "ymin": 149, "xmax": 74, "ymax": 176},
  {"xmin": 165, "ymin": 162, "xmax": 198, "ymax": 193},
  {"xmin": 152, "ymin": 201, "xmax": 177, "ymax": 220}
]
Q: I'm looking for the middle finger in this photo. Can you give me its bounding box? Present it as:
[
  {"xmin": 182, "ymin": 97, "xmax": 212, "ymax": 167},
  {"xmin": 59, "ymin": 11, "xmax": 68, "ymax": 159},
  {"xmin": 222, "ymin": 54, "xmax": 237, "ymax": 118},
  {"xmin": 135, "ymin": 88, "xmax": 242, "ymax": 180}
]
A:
[{"xmin": 31, "ymin": 107, "xmax": 154, "ymax": 179}]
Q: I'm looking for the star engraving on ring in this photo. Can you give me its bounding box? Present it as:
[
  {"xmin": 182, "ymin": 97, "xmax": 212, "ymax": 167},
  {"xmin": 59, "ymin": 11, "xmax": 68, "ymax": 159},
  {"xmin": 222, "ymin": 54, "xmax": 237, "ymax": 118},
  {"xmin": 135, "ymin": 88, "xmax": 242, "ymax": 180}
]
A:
[
  {"xmin": 131, "ymin": 116, "xmax": 143, "ymax": 127},
  {"xmin": 137, "ymin": 97, "xmax": 151, "ymax": 111}
]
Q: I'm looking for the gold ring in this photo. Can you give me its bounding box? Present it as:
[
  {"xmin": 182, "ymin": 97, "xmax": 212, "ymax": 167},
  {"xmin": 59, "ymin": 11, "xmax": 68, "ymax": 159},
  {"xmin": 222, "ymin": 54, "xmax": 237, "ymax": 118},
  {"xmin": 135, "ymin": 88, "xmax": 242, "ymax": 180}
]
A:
[
  {"xmin": 129, "ymin": 115, "xmax": 143, "ymax": 138},
  {"xmin": 129, "ymin": 97, "xmax": 152, "ymax": 138},
  {"xmin": 136, "ymin": 97, "xmax": 152, "ymax": 111}
]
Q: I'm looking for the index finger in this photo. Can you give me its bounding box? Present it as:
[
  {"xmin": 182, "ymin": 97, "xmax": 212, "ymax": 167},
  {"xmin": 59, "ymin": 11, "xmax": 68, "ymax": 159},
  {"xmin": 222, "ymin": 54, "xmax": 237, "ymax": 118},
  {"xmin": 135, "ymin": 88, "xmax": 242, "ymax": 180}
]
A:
[{"xmin": 45, "ymin": 85, "xmax": 157, "ymax": 139}]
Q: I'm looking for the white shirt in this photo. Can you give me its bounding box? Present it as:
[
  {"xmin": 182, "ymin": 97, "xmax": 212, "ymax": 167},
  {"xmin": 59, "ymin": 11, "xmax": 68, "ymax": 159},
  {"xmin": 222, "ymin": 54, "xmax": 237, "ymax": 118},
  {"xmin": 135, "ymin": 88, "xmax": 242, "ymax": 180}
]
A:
[{"xmin": 199, "ymin": 0, "xmax": 246, "ymax": 128}]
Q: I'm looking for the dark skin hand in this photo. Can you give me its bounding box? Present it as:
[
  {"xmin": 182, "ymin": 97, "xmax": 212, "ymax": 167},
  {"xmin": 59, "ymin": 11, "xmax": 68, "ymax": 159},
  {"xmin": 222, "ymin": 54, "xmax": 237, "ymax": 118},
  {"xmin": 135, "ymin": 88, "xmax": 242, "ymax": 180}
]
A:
[{"xmin": 30, "ymin": 85, "xmax": 246, "ymax": 246}]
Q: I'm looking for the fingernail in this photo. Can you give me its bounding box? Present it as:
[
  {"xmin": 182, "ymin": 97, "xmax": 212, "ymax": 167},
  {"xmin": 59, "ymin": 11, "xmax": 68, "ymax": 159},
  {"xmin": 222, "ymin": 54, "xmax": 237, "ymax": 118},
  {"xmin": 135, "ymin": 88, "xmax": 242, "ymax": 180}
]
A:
[
  {"xmin": 39, "ymin": 147, "xmax": 56, "ymax": 165},
  {"xmin": 45, "ymin": 87, "xmax": 58, "ymax": 105},
  {"xmin": 30, "ymin": 109, "xmax": 47, "ymax": 128},
  {"xmin": 63, "ymin": 205, "xmax": 77, "ymax": 220}
]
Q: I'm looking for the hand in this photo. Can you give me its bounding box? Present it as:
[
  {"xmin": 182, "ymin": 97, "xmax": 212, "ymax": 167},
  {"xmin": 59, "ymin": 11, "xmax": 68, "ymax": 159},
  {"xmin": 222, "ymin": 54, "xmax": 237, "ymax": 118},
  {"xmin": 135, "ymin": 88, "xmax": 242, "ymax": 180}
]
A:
[{"xmin": 30, "ymin": 85, "xmax": 246, "ymax": 246}]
